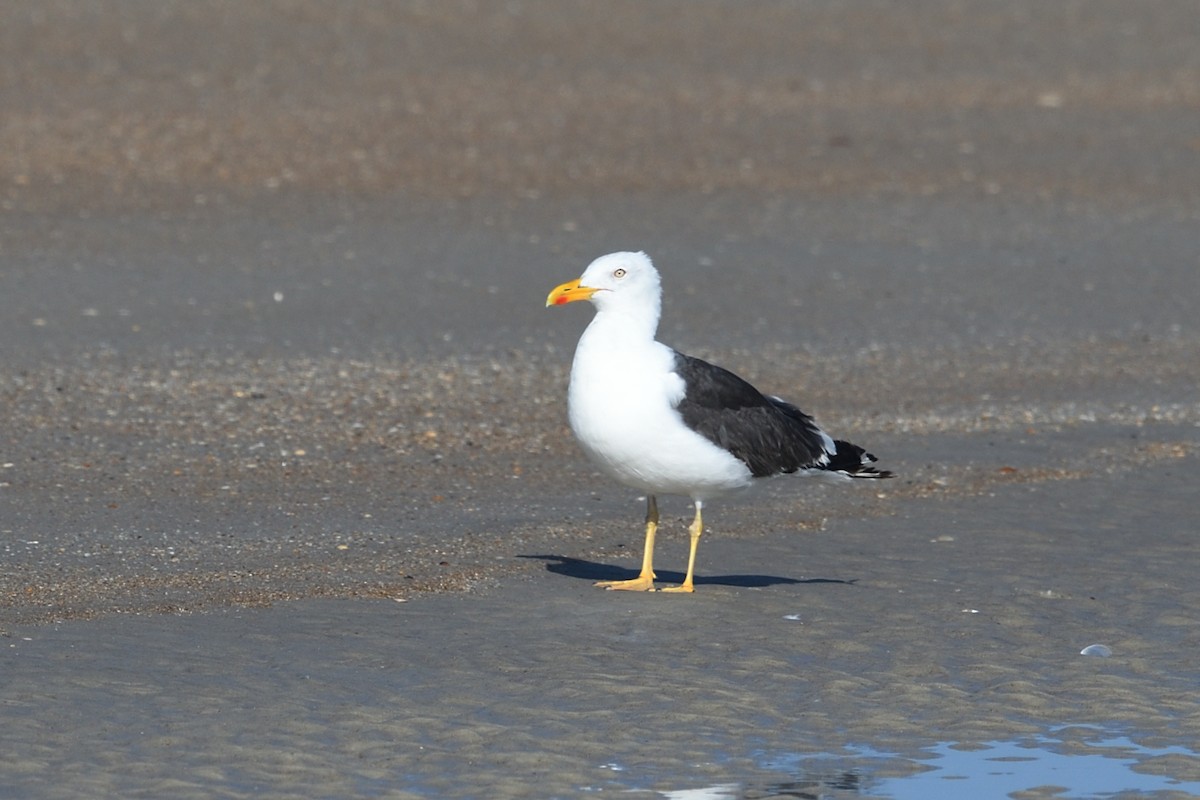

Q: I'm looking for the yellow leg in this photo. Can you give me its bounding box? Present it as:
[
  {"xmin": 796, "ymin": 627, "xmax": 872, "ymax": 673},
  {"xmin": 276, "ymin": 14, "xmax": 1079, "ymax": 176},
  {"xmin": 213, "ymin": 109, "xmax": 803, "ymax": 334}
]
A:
[
  {"xmin": 661, "ymin": 500, "xmax": 702, "ymax": 593},
  {"xmin": 595, "ymin": 495, "xmax": 658, "ymax": 591}
]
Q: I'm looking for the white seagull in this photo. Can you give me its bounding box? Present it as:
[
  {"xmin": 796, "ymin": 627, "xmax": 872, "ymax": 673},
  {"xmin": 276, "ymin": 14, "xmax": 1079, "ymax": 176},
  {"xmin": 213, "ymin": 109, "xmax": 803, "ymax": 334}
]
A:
[{"xmin": 546, "ymin": 251, "xmax": 892, "ymax": 593}]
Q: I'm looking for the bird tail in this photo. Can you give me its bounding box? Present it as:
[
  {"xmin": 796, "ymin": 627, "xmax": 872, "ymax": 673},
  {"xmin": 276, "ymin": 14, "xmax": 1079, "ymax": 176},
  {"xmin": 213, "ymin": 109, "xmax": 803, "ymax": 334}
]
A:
[{"xmin": 827, "ymin": 440, "xmax": 893, "ymax": 479}]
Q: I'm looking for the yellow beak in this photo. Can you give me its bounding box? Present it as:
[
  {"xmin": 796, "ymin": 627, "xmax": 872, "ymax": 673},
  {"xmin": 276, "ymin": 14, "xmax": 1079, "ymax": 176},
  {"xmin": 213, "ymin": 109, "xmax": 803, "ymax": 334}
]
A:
[{"xmin": 546, "ymin": 278, "xmax": 600, "ymax": 307}]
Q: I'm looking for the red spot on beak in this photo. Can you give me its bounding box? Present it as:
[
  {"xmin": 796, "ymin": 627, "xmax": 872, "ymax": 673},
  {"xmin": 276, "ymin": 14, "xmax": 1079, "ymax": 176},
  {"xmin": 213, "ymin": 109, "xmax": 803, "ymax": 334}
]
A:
[{"xmin": 554, "ymin": 295, "xmax": 569, "ymax": 305}]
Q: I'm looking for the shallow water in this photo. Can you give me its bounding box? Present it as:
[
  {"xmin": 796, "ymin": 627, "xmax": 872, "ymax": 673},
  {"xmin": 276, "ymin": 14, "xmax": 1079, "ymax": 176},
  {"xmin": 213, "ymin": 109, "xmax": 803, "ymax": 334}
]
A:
[{"xmin": 743, "ymin": 729, "xmax": 1200, "ymax": 799}]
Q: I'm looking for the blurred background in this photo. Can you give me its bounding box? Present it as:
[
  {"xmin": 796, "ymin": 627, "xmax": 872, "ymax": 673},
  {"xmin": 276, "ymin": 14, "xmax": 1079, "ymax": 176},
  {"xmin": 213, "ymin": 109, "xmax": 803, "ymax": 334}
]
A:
[{"xmin": 3, "ymin": 0, "xmax": 1198, "ymax": 359}]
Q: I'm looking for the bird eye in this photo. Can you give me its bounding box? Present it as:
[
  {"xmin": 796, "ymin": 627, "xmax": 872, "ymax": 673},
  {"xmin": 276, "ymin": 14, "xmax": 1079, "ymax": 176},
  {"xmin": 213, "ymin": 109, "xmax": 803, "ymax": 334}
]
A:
[{"xmin": 613, "ymin": 268, "xmax": 626, "ymax": 278}]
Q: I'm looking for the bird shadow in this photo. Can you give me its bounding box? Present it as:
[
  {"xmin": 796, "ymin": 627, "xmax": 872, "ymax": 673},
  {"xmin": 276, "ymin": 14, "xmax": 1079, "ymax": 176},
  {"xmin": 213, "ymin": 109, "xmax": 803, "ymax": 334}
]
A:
[{"xmin": 519, "ymin": 555, "xmax": 856, "ymax": 589}]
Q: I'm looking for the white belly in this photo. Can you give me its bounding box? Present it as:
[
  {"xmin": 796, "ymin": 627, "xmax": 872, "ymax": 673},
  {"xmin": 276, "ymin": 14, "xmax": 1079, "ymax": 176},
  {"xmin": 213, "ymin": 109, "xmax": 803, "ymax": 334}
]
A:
[{"xmin": 567, "ymin": 334, "xmax": 753, "ymax": 500}]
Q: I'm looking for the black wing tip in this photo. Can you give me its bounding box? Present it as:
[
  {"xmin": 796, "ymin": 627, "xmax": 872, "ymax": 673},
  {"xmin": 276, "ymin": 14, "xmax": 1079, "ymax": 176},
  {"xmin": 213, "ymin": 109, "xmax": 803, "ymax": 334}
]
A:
[
  {"xmin": 848, "ymin": 466, "xmax": 895, "ymax": 479},
  {"xmin": 830, "ymin": 442, "xmax": 894, "ymax": 479}
]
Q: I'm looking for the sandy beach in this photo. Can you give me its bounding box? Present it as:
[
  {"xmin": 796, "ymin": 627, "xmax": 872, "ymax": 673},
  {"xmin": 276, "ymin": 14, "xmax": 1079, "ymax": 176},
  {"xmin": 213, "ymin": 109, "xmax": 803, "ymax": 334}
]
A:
[{"xmin": 2, "ymin": 2, "xmax": 1199, "ymax": 796}]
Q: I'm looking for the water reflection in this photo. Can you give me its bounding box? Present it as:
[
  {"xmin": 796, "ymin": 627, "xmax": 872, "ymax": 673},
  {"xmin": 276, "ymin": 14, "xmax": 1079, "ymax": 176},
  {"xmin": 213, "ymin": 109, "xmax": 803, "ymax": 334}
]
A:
[{"xmin": 658, "ymin": 725, "xmax": 1200, "ymax": 799}]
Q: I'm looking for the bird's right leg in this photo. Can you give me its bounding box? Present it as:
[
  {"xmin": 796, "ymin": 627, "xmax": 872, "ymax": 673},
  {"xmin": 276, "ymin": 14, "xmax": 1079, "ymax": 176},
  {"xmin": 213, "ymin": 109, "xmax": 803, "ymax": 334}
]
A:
[{"xmin": 595, "ymin": 495, "xmax": 658, "ymax": 591}]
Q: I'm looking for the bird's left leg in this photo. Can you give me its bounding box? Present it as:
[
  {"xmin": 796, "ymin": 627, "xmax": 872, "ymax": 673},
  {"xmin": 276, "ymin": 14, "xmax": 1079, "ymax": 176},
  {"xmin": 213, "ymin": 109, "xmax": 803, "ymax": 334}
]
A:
[
  {"xmin": 595, "ymin": 495, "xmax": 659, "ymax": 591},
  {"xmin": 661, "ymin": 500, "xmax": 702, "ymax": 593}
]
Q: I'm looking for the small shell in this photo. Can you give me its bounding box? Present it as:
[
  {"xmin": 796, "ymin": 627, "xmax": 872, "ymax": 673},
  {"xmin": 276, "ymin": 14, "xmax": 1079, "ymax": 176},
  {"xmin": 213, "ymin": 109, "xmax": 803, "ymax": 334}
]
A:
[{"xmin": 1080, "ymin": 643, "xmax": 1112, "ymax": 657}]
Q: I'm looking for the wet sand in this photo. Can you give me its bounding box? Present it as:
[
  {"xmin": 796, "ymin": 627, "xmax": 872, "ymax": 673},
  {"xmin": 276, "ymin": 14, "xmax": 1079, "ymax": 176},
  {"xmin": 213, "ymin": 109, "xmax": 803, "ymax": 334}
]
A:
[
  {"xmin": 5, "ymin": 460, "xmax": 1200, "ymax": 797},
  {"xmin": 3, "ymin": 1, "xmax": 1200, "ymax": 796}
]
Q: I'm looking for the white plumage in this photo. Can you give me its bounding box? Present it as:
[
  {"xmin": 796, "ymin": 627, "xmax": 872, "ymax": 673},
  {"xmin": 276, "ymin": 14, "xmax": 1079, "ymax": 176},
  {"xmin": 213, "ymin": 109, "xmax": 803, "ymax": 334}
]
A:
[
  {"xmin": 547, "ymin": 251, "xmax": 890, "ymax": 593},
  {"xmin": 567, "ymin": 257, "xmax": 753, "ymax": 500}
]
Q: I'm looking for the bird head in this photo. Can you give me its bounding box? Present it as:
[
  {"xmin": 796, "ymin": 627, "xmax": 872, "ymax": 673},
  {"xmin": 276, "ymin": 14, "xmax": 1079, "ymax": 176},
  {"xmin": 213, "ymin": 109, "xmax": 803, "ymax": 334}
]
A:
[{"xmin": 545, "ymin": 251, "xmax": 662, "ymax": 314}]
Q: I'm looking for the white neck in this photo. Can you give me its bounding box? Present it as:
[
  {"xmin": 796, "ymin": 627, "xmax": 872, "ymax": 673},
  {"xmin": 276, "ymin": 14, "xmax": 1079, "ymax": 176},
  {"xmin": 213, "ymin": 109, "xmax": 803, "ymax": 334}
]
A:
[{"xmin": 586, "ymin": 292, "xmax": 662, "ymax": 345}]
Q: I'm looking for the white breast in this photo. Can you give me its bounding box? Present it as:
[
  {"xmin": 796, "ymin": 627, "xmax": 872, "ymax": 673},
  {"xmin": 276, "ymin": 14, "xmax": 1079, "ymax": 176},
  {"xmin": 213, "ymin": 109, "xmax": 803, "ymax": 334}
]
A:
[{"xmin": 567, "ymin": 318, "xmax": 753, "ymax": 500}]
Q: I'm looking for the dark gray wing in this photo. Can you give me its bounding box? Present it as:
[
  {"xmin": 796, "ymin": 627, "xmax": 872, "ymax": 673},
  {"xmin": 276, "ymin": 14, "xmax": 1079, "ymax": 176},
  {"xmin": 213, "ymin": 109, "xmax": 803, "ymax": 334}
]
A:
[{"xmin": 671, "ymin": 352, "xmax": 833, "ymax": 478}]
